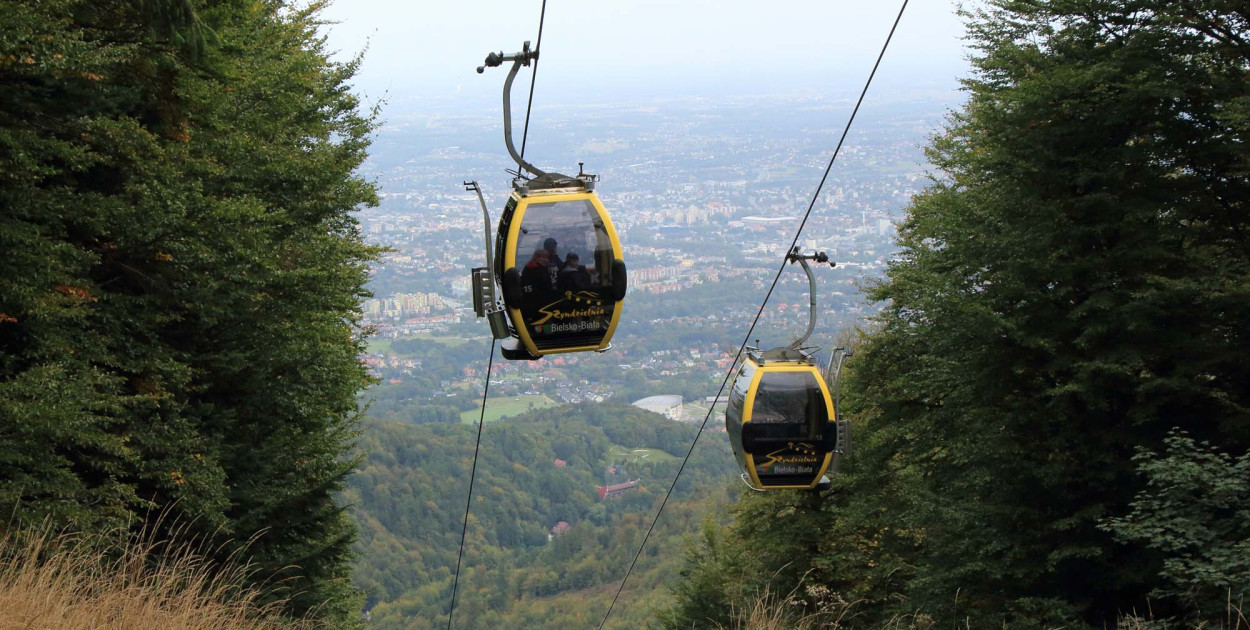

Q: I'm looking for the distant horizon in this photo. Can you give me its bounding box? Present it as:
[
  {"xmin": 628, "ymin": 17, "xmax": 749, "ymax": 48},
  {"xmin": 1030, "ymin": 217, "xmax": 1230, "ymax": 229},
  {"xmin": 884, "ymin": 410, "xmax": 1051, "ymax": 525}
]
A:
[
  {"xmin": 354, "ymin": 74, "xmax": 968, "ymax": 126},
  {"xmin": 322, "ymin": 0, "xmax": 973, "ymax": 115}
]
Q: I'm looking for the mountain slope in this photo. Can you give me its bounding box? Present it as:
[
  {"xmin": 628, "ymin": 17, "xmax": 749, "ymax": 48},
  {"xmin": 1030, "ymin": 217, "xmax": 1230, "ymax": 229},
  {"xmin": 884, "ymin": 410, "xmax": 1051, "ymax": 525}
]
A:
[{"xmin": 346, "ymin": 402, "xmax": 739, "ymax": 629}]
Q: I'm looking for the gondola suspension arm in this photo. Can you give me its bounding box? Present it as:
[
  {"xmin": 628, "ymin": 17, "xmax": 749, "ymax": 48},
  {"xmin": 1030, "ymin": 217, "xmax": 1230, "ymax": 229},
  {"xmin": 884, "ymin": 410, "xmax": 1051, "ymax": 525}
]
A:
[
  {"xmin": 785, "ymin": 247, "xmax": 835, "ymax": 351},
  {"xmin": 825, "ymin": 346, "xmax": 854, "ymax": 471},
  {"xmin": 478, "ymin": 41, "xmax": 546, "ymax": 179},
  {"xmin": 466, "ymin": 181, "xmax": 495, "ymax": 275}
]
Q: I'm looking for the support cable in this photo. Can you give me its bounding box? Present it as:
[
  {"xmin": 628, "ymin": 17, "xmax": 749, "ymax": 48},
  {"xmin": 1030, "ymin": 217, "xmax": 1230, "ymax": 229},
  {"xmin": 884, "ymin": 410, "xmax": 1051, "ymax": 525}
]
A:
[
  {"xmin": 446, "ymin": 339, "xmax": 497, "ymax": 630},
  {"xmin": 595, "ymin": 2, "xmax": 909, "ymax": 627},
  {"xmin": 518, "ymin": 0, "xmax": 548, "ymax": 167},
  {"xmin": 448, "ymin": 3, "xmax": 550, "ymax": 627}
]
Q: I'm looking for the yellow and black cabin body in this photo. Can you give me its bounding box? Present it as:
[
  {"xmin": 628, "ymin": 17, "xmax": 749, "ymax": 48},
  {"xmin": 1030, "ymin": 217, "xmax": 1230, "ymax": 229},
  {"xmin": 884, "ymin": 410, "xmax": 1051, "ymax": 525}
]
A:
[
  {"xmin": 726, "ymin": 348, "xmax": 836, "ymax": 490},
  {"xmin": 494, "ymin": 173, "xmax": 626, "ymax": 361}
]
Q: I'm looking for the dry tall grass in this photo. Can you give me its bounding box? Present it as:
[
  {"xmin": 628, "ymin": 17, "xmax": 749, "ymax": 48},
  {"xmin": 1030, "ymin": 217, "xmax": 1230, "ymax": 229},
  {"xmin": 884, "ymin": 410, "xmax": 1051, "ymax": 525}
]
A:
[
  {"xmin": 0, "ymin": 528, "xmax": 319, "ymax": 630},
  {"xmin": 1117, "ymin": 600, "xmax": 1249, "ymax": 630},
  {"xmin": 719, "ymin": 582, "xmax": 1248, "ymax": 630},
  {"xmin": 713, "ymin": 583, "xmax": 864, "ymax": 630}
]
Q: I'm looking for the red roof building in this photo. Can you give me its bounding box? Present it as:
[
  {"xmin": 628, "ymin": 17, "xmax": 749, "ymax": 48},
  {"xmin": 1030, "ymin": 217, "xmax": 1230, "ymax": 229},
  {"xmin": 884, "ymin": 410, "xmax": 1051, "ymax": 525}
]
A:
[{"xmin": 596, "ymin": 480, "xmax": 640, "ymax": 500}]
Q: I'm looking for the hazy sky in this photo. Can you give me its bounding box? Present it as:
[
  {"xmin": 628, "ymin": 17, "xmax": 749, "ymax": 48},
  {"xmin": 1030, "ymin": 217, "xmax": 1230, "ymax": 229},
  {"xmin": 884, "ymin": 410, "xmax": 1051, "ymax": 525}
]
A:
[{"xmin": 319, "ymin": 0, "xmax": 974, "ymax": 110}]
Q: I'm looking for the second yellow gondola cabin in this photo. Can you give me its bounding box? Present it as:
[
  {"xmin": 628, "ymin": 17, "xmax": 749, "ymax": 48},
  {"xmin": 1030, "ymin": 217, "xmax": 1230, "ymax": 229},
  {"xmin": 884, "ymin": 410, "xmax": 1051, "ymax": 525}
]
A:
[
  {"xmin": 726, "ymin": 348, "xmax": 837, "ymax": 490},
  {"xmin": 467, "ymin": 41, "xmax": 627, "ymax": 361},
  {"xmin": 724, "ymin": 249, "xmax": 848, "ymax": 490}
]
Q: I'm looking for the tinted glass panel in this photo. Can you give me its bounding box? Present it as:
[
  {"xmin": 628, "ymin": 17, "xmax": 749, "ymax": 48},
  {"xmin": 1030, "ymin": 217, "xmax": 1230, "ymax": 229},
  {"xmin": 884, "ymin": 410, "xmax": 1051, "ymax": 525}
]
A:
[
  {"xmin": 749, "ymin": 370, "xmax": 830, "ymax": 487},
  {"xmin": 515, "ymin": 198, "xmax": 618, "ymax": 349},
  {"xmin": 752, "ymin": 371, "xmax": 827, "ymax": 433}
]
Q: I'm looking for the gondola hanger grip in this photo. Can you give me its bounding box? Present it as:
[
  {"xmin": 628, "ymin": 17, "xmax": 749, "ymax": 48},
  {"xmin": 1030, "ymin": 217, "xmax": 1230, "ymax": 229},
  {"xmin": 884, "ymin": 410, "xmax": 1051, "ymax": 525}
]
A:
[
  {"xmin": 784, "ymin": 248, "xmax": 835, "ymax": 351},
  {"xmin": 476, "ymin": 40, "xmax": 538, "ymax": 74}
]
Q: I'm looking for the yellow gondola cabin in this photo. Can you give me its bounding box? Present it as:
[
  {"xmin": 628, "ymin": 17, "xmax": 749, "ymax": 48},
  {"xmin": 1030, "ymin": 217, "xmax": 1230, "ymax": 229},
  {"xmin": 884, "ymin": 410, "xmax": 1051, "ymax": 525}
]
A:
[
  {"xmin": 726, "ymin": 349, "xmax": 836, "ymax": 490},
  {"xmin": 467, "ymin": 41, "xmax": 627, "ymax": 361},
  {"xmin": 724, "ymin": 249, "xmax": 847, "ymax": 491},
  {"xmin": 495, "ymin": 177, "xmax": 626, "ymax": 359}
]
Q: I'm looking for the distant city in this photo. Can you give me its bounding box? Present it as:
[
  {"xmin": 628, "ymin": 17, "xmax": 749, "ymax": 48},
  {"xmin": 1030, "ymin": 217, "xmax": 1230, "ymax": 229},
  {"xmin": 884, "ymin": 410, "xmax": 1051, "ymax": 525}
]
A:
[{"xmin": 356, "ymin": 92, "xmax": 956, "ymax": 417}]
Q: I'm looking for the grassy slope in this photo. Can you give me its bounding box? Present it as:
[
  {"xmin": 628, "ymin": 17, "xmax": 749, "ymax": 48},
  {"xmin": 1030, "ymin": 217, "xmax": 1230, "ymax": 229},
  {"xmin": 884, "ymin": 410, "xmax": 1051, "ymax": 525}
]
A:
[{"xmin": 458, "ymin": 393, "xmax": 560, "ymax": 423}]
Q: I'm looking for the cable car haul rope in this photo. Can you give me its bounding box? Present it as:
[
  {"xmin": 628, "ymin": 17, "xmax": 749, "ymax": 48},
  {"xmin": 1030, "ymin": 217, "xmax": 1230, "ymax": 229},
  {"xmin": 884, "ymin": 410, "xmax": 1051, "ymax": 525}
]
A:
[{"xmin": 597, "ymin": 0, "xmax": 909, "ymax": 625}]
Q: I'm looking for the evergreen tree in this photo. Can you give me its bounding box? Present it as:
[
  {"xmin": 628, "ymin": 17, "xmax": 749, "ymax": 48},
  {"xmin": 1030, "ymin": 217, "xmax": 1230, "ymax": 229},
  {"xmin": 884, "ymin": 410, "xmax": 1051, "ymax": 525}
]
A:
[
  {"xmin": 840, "ymin": 0, "xmax": 1250, "ymax": 625},
  {"xmin": 0, "ymin": 0, "xmax": 378, "ymax": 624}
]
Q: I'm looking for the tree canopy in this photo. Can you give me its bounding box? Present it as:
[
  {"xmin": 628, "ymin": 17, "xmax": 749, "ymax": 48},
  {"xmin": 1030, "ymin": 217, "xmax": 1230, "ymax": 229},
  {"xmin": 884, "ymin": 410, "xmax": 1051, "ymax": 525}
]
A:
[
  {"xmin": 0, "ymin": 0, "xmax": 379, "ymax": 624},
  {"xmin": 348, "ymin": 404, "xmax": 740, "ymax": 630},
  {"xmin": 665, "ymin": 0, "xmax": 1249, "ymax": 627}
]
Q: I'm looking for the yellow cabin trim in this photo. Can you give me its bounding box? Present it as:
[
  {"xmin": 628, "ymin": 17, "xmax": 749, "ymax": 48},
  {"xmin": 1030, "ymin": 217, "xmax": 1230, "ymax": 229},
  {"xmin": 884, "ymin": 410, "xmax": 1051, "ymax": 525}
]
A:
[
  {"xmin": 503, "ymin": 189, "xmax": 624, "ymax": 358},
  {"xmin": 740, "ymin": 360, "xmax": 835, "ymax": 490}
]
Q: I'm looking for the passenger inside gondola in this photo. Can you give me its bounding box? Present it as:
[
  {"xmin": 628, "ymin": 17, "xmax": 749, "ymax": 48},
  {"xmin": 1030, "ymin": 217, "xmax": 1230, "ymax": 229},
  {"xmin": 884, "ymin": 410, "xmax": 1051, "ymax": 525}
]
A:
[
  {"xmin": 522, "ymin": 248, "xmax": 554, "ymax": 315},
  {"xmin": 543, "ymin": 237, "xmax": 564, "ymax": 268},
  {"xmin": 558, "ymin": 252, "xmax": 592, "ymax": 291}
]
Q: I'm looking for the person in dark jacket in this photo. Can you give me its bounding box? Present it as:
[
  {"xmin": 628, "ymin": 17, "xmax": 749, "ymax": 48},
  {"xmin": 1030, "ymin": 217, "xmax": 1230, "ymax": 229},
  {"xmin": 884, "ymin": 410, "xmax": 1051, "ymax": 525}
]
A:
[
  {"xmin": 543, "ymin": 237, "xmax": 564, "ymax": 268},
  {"xmin": 557, "ymin": 252, "xmax": 593, "ymax": 291}
]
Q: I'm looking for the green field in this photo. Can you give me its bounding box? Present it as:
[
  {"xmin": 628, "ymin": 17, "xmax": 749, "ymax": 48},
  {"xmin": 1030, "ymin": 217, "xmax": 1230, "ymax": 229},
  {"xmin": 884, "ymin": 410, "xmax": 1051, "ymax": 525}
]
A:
[
  {"xmin": 460, "ymin": 394, "xmax": 559, "ymax": 423},
  {"xmin": 414, "ymin": 332, "xmax": 470, "ymax": 347},
  {"xmin": 607, "ymin": 444, "xmax": 680, "ymax": 465},
  {"xmin": 367, "ymin": 333, "xmax": 471, "ymax": 357}
]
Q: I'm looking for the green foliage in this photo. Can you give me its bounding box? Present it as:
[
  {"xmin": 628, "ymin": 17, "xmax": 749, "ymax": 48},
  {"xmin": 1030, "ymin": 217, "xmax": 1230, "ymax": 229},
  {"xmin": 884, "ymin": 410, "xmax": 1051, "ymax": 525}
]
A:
[
  {"xmin": 841, "ymin": 0, "xmax": 1249, "ymax": 624},
  {"xmin": 666, "ymin": 1, "xmax": 1249, "ymax": 628},
  {"xmin": 361, "ymin": 336, "xmax": 491, "ymax": 421},
  {"xmin": 0, "ymin": 0, "xmax": 378, "ymax": 624},
  {"xmin": 345, "ymin": 403, "xmax": 740, "ymax": 629},
  {"xmin": 659, "ymin": 490, "xmax": 833, "ymax": 630},
  {"xmin": 657, "ymin": 520, "xmax": 739, "ymax": 630},
  {"xmin": 1103, "ymin": 431, "xmax": 1250, "ymax": 618}
]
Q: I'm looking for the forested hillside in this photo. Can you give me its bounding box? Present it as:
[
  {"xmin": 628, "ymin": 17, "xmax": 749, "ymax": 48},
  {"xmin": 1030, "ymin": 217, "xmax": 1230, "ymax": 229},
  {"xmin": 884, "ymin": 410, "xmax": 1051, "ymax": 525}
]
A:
[
  {"xmin": 346, "ymin": 403, "xmax": 739, "ymax": 629},
  {"xmin": 0, "ymin": 0, "xmax": 376, "ymax": 625},
  {"xmin": 664, "ymin": 1, "xmax": 1250, "ymax": 629},
  {"xmin": 8, "ymin": 0, "xmax": 1246, "ymax": 628}
]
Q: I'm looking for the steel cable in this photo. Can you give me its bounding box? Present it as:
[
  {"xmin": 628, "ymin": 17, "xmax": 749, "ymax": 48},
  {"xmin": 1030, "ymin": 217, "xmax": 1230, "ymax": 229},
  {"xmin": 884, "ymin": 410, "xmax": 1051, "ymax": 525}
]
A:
[
  {"xmin": 595, "ymin": 2, "xmax": 910, "ymax": 626},
  {"xmin": 519, "ymin": 0, "xmax": 547, "ymax": 167},
  {"xmin": 447, "ymin": 2, "xmax": 549, "ymax": 627},
  {"xmin": 446, "ymin": 339, "xmax": 497, "ymax": 630}
]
